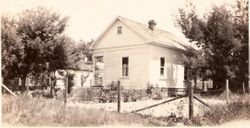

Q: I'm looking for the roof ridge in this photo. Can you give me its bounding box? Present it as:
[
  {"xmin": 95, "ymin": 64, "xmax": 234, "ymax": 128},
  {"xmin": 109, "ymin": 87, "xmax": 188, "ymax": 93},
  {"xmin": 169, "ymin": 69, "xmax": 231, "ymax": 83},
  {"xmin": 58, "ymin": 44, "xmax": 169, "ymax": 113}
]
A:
[
  {"xmin": 118, "ymin": 16, "xmax": 178, "ymax": 34},
  {"xmin": 117, "ymin": 16, "xmax": 152, "ymax": 41},
  {"xmin": 93, "ymin": 16, "xmax": 195, "ymax": 51},
  {"xmin": 116, "ymin": 16, "xmax": 194, "ymax": 50},
  {"xmin": 117, "ymin": 16, "xmax": 148, "ymax": 28}
]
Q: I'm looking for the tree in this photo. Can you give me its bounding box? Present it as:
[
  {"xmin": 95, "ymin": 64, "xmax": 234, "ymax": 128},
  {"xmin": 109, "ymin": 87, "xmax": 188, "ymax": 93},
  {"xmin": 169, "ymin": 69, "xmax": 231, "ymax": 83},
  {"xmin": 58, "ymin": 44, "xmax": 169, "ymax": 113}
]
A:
[
  {"xmin": 1, "ymin": 7, "xmax": 72, "ymax": 92},
  {"xmin": 232, "ymin": 0, "xmax": 249, "ymax": 91},
  {"xmin": 75, "ymin": 39, "xmax": 94, "ymax": 63},
  {"xmin": 16, "ymin": 7, "xmax": 70, "ymax": 92},
  {"xmin": 1, "ymin": 16, "xmax": 24, "ymax": 82},
  {"xmin": 175, "ymin": 0, "xmax": 248, "ymax": 90},
  {"xmin": 176, "ymin": 3, "xmax": 212, "ymax": 87}
]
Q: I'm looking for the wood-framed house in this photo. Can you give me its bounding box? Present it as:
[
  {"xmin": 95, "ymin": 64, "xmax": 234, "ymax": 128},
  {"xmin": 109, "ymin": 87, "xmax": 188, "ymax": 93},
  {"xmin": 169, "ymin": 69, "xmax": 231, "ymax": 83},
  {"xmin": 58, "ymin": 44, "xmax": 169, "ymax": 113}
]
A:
[{"xmin": 90, "ymin": 16, "xmax": 194, "ymax": 89}]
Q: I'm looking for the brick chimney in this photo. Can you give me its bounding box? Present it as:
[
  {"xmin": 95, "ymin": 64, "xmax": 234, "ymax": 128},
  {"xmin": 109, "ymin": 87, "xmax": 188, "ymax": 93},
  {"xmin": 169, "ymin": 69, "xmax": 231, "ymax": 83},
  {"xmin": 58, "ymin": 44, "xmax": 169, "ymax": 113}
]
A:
[{"xmin": 148, "ymin": 20, "xmax": 156, "ymax": 31}]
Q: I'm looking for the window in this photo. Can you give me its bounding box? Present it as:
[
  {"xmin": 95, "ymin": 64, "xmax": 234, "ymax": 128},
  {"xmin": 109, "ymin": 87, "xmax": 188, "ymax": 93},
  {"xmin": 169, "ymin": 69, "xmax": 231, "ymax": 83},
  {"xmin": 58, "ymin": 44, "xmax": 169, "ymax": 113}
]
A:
[
  {"xmin": 160, "ymin": 57, "xmax": 165, "ymax": 76},
  {"xmin": 122, "ymin": 57, "xmax": 129, "ymax": 76},
  {"xmin": 117, "ymin": 26, "xmax": 122, "ymax": 34},
  {"xmin": 184, "ymin": 66, "xmax": 187, "ymax": 80}
]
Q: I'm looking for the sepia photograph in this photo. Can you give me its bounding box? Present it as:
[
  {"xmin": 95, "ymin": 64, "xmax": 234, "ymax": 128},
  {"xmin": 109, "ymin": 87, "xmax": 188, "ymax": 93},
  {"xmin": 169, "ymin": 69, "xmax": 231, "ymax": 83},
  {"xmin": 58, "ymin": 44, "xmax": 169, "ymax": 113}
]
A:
[{"xmin": 0, "ymin": 0, "xmax": 249, "ymax": 127}]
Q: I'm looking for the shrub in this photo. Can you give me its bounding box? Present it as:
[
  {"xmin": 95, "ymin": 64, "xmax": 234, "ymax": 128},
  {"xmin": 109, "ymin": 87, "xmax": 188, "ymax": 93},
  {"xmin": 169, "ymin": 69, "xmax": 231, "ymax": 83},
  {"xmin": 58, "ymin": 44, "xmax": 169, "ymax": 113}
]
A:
[
  {"xmin": 122, "ymin": 89, "xmax": 148, "ymax": 102},
  {"xmin": 99, "ymin": 89, "xmax": 117, "ymax": 103},
  {"xmin": 146, "ymin": 84, "xmax": 153, "ymax": 95},
  {"xmin": 77, "ymin": 88, "xmax": 102, "ymax": 102},
  {"xmin": 70, "ymin": 86, "xmax": 169, "ymax": 103},
  {"xmin": 73, "ymin": 87, "xmax": 150, "ymax": 103},
  {"xmin": 152, "ymin": 92, "xmax": 163, "ymax": 100}
]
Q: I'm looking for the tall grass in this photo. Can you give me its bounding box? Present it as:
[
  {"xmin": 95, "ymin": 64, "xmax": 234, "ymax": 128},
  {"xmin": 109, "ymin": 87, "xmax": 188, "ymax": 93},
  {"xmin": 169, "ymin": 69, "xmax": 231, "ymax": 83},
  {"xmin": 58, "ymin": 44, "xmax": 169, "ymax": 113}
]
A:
[
  {"xmin": 3, "ymin": 94, "xmax": 250, "ymax": 126},
  {"xmin": 2, "ymin": 95, "xmax": 154, "ymax": 126},
  {"xmin": 191, "ymin": 94, "xmax": 250, "ymax": 126}
]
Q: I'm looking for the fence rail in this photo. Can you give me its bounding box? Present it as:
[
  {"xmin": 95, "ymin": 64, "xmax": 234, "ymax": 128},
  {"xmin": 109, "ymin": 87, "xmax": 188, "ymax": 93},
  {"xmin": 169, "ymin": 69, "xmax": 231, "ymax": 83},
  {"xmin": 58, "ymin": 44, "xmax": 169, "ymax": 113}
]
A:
[
  {"xmin": 168, "ymin": 88, "xmax": 187, "ymax": 97},
  {"xmin": 2, "ymin": 84, "xmax": 17, "ymax": 97},
  {"xmin": 112, "ymin": 80, "xmax": 212, "ymax": 119},
  {"xmin": 131, "ymin": 95, "xmax": 186, "ymax": 113}
]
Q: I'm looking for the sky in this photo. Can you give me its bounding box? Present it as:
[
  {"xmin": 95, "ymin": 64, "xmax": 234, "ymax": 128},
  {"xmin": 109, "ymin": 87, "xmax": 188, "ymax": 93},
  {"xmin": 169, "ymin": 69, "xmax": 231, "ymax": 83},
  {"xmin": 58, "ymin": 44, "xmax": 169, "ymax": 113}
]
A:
[{"xmin": 0, "ymin": 0, "xmax": 235, "ymax": 42}]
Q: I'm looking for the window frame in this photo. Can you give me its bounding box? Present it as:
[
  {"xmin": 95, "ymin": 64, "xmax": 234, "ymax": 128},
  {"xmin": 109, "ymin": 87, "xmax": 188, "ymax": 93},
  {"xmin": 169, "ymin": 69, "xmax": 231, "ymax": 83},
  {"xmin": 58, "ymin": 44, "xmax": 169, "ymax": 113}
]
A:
[
  {"xmin": 184, "ymin": 65, "xmax": 187, "ymax": 80},
  {"xmin": 117, "ymin": 26, "xmax": 122, "ymax": 34},
  {"xmin": 160, "ymin": 57, "xmax": 165, "ymax": 77},
  {"xmin": 122, "ymin": 57, "xmax": 129, "ymax": 77}
]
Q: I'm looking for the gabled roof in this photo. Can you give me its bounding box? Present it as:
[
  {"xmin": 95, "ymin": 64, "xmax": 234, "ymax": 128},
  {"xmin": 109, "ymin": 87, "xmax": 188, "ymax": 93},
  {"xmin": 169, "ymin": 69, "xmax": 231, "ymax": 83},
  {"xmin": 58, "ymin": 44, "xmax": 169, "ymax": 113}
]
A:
[{"xmin": 91, "ymin": 16, "xmax": 195, "ymax": 51}]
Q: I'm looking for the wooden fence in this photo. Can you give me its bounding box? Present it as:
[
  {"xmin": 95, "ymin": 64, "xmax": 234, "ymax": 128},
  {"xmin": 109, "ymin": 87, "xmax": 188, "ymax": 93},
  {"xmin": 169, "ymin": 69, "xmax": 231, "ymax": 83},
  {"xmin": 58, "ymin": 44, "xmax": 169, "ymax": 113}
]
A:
[
  {"xmin": 114, "ymin": 80, "xmax": 212, "ymax": 119},
  {"xmin": 1, "ymin": 75, "xmax": 233, "ymax": 120}
]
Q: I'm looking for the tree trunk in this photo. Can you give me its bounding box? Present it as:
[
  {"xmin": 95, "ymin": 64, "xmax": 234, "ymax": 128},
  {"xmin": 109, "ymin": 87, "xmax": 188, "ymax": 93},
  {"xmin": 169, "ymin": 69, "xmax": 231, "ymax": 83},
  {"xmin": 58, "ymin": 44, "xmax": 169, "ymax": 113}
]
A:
[
  {"xmin": 245, "ymin": 80, "xmax": 249, "ymax": 93},
  {"xmin": 26, "ymin": 77, "xmax": 29, "ymax": 92},
  {"xmin": 194, "ymin": 76, "xmax": 197, "ymax": 89},
  {"xmin": 52, "ymin": 71, "xmax": 56, "ymax": 97},
  {"xmin": 49, "ymin": 76, "xmax": 52, "ymax": 97},
  {"xmin": 20, "ymin": 76, "xmax": 27, "ymax": 93},
  {"xmin": 202, "ymin": 78, "xmax": 205, "ymax": 91},
  {"xmin": 212, "ymin": 79, "xmax": 218, "ymax": 90},
  {"xmin": 50, "ymin": 71, "xmax": 56, "ymax": 97}
]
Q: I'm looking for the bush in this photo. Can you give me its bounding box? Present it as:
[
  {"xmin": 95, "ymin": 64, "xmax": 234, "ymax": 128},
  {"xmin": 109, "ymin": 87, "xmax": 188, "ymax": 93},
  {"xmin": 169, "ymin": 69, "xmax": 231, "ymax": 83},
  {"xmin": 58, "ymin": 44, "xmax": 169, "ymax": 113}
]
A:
[
  {"xmin": 99, "ymin": 89, "xmax": 117, "ymax": 103},
  {"xmin": 152, "ymin": 92, "xmax": 163, "ymax": 100},
  {"xmin": 76, "ymin": 88, "xmax": 102, "ymax": 102},
  {"xmin": 71, "ymin": 86, "xmax": 169, "ymax": 103},
  {"xmin": 72, "ymin": 86, "xmax": 150, "ymax": 103},
  {"xmin": 146, "ymin": 84, "xmax": 153, "ymax": 95},
  {"xmin": 122, "ymin": 89, "xmax": 148, "ymax": 102}
]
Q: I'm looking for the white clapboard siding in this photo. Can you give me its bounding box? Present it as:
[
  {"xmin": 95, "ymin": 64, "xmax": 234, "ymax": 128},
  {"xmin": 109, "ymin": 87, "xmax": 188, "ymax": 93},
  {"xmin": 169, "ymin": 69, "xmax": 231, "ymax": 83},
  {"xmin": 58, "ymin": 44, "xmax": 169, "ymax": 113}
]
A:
[
  {"xmin": 94, "ymin": 20, "xmax": 145, "ymax": 50},
  {"xmin": 101, "ymin": 45, "xmax": 149, "ymax": 89},
  {"xmin": 148, "ymin": 44, "xmax": 185, "ymax": 88},
  {"xmin": 92, "ymin": 16, "xmax": 188, "ymax": 89}
]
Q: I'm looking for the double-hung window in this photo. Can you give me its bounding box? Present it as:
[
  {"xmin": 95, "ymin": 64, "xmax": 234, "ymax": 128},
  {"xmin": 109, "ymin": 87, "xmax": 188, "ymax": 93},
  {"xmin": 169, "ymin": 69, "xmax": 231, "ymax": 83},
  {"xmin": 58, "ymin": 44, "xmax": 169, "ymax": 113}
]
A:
[
  {"xmin": 122, "ymin": 57, "xmax": 129, "ymax": 76},
  {"xmin": 160, "ymin": 57, "xmax": 165, "ymax": 76}
]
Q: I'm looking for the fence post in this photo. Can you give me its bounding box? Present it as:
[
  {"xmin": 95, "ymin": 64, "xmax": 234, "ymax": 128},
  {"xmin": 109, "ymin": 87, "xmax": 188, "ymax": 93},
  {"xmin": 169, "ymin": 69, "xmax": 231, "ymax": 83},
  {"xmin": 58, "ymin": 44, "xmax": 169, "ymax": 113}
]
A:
[
  {"xmin": 81, "ymin": 75, "xmax": 83, "ymax": 87},
  {"xmin": 188, "ymin": 81, "xmax": 194, "ymax": 119},
  {"xmin": 242, "ymin": 82, "xmax": 246, "ymax": 94},
  {"xmin": 64, "ymin": 76, "xmax": 68, "ymax": 104},
  {"xmin": 202, "ymin": 79, "xmax": 205, "ymax": 91},
  {"xmin": 226, "ymin": 79, "xmax": 229, "ymax": 104},
  {"xmin": 117, "ymin": 81, "xmax": 121, "ymax": 113},
  {"xmin": 26, "ymin": 77, "xmax": 29, "ymax": 92},
  {"xmin": 1, "ymin": 77, "xmax": 2, "ymax": 93},
  {"xmin": 19, "ymin": 77, "xmax": 22, "ymax": 87}
]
